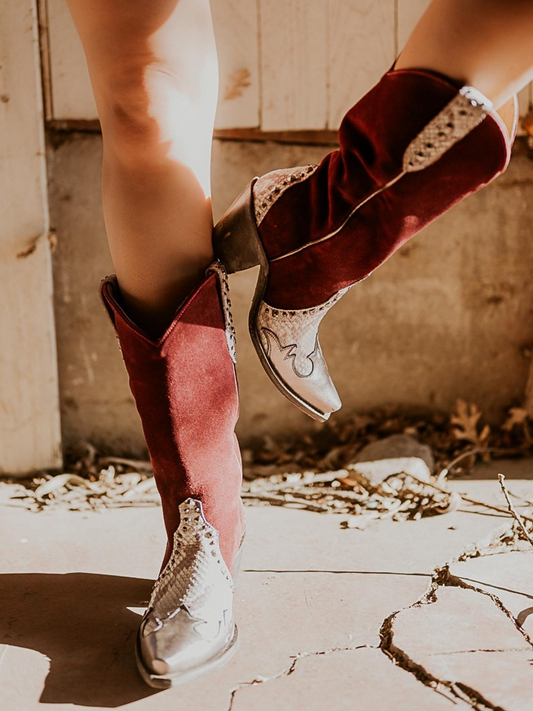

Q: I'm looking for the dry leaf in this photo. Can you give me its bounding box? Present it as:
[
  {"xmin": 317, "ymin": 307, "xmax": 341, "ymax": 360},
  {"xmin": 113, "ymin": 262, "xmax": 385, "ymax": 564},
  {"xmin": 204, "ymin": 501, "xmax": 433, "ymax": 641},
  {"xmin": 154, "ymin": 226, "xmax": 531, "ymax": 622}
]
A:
[
  {"xmin": 502, "ymin": 407, "xmax": 529, "ymax": 432},
  {"xmin": 35, "ymin": 473, "xmax": 92, "ymax": 499},
  {"xmin": 451, "ymin": 398, "xmax": 490, "ymax": 446}
]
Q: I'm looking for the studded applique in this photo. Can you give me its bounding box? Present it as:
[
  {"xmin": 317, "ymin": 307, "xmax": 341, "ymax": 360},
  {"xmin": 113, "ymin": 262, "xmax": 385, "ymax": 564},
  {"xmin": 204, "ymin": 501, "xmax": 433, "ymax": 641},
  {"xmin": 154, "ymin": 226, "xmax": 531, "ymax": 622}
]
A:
[
  {"xmin": 207, "ymin": 261, "xmax": 237, "ymax": 364},
  {"xmin": 253, "ymin": 165, "xmax": 318, "ymax": 226},
  {"xmin": 144, "ymin": 498, "xmax": 234, "ymax": 635}
]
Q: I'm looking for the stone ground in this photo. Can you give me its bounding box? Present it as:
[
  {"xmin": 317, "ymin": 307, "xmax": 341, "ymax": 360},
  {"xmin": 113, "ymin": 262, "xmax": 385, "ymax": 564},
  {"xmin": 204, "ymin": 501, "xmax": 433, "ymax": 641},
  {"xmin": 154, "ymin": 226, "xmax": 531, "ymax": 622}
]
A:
[{"xmin": 0, "ymin": 459, "xmax": 532, "ymax": 711}]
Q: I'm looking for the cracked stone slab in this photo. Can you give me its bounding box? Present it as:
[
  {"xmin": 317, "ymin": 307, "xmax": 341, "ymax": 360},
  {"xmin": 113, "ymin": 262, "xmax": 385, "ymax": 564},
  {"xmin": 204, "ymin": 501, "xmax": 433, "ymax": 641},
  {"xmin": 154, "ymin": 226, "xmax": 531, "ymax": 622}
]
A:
[
  {"xmin": 0, "ymin": 472, "xmax": 530, "ymax": 711},
  {"xmin": 390, "ymin": 583, "xmax": 533, "ymax": 710},
  {"xmin": 450, "ymin": 551, "xmax": 533, "ymax": 637},
  {"xmin": 244, "ymin": 498, "xmax": 512, "ymax": 574},
  {"xmin": 230, "ymin": 647, "xmax": 462, "ymax": 711},
  {"xmin": 0, "ymin": 495, "xmax": 430, "ymax": 710},
  {"xmin": 229, "ymin": 569, "xmax": 429, "ymax": 676}
]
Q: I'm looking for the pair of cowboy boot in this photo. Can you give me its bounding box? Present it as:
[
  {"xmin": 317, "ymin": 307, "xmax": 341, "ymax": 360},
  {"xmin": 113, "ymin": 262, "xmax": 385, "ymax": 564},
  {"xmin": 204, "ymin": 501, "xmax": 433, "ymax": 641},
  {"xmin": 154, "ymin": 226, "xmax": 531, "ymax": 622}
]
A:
[{"xmin": 101, "ymin": 67, "xmax": 515, "ymax": 687}]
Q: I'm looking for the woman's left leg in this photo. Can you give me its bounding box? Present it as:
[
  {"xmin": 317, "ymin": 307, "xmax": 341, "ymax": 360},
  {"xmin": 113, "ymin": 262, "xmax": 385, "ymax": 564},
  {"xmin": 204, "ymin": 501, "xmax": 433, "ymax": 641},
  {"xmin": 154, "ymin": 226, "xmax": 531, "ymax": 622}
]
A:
[
  {"xmin": 213, "ymin": 1, "xmax": 533, "ymax": 423},
  {"xmin": 395, "ymin": 0, "xmax": 533, "ymax": 110}
]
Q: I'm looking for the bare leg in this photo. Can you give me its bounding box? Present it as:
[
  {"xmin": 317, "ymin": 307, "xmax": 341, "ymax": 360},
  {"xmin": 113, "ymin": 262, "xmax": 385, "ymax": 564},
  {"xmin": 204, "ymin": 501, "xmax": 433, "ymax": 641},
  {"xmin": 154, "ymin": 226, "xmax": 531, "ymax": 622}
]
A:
[
  {"xmin": 66, "ymin": 0, "xmax": 218, "ymax": 335},
  {"xmin": 396, "ymin": 0, "xmax": 533, "ymax": 135}
]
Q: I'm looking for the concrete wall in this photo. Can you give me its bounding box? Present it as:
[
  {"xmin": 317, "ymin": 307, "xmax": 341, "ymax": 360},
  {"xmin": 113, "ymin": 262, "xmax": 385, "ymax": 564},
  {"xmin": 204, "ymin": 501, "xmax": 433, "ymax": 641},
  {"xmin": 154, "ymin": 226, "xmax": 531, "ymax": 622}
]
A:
[{"xmin": 47, "ymin": 133, "xmax": 533, "ymax": 454}]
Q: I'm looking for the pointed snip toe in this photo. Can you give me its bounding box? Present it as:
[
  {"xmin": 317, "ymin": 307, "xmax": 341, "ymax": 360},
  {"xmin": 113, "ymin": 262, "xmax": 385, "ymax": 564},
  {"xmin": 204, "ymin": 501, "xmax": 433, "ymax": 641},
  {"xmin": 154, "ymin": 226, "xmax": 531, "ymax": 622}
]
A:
[{"xmin": 253, "ymin": 293, "xmax": 348, "ymax": 421}]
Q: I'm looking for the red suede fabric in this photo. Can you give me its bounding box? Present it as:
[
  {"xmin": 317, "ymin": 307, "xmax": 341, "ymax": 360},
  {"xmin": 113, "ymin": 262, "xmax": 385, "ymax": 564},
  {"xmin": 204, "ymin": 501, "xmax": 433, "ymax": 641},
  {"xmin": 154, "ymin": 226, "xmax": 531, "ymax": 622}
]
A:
[
  {"xmin": 259, "ymin": 69, "xmax": 511, "ymax": 309},
  {"xmin": 100, "ymin": 272, "xmax": 244, "ymax": 572}
]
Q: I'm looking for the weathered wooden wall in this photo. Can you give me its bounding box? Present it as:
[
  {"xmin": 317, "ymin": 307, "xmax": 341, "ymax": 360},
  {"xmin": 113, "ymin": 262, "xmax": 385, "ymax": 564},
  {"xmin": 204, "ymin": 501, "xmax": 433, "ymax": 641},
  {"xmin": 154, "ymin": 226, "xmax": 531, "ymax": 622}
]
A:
[
  {"xmin": 0, "ymin": 0, "xmax": 62, "ymax": 474},
  {"xmin": 44, "ymin": 0, "xmax": 532, "ymax": 130}
]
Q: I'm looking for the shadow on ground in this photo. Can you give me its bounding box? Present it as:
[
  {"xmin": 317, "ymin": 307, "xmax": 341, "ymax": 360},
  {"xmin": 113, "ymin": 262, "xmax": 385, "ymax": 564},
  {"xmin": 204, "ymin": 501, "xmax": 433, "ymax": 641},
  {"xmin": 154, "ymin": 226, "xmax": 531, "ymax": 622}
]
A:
[{"xmin": 0, "ymin": 573, "xmax": 156, "ymax": 707}]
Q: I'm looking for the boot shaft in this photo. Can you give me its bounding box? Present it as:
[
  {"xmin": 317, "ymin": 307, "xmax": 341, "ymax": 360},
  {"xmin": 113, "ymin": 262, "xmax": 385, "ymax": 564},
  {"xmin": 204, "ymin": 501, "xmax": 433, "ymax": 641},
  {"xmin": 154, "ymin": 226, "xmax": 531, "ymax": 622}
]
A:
[
  {"xmin": 257, "ymin": 69, "xmax": 512, "ymax": 308},
  {"xmin": 100, "ymin": 265, "xmax": 244, "ymax": 569}
]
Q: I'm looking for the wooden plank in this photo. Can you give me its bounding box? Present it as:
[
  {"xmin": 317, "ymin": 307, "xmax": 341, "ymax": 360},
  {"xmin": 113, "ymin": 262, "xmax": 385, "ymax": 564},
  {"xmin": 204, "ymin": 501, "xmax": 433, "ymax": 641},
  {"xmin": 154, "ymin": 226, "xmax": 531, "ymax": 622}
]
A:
[
  {"xmin": 328, "ymin": 0, "xmax": 395, "ymax": 129},
  {"xmin": 37, "ymin": 0, "xmax": 54, "ymax": 121},
  {"xmin": 260, "ymin": 0, "xmax": 327, "ymax": 131},
  {"xmin": 212, "ymin": 0, "xmax": 260, "ymax": 129},
  {"xmin": 47, "ymin": 0, "xmax": 97, "ymax": 120},
  {"xmin": 0, "ymin": 0, "xmax": 62, "ymax": 473},
  {"xmin": 47, "ymin": 0, "xmax": 260, "ymax": 126},
  {"xmin": 397, "ymin": 0, "xmax": 431, "ymax": 52}
]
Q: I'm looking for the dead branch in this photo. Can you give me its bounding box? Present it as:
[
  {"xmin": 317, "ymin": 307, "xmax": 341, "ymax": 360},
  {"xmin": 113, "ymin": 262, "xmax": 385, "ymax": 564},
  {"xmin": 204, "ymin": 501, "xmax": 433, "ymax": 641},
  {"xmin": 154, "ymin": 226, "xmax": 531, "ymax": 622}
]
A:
[
  {"xmin": 240, "ymin": 491, "xmax": 331, "ymax": 513},
  {"xmin": 405, "ymin": 472, "xmax": 533, "ymax": 525}
]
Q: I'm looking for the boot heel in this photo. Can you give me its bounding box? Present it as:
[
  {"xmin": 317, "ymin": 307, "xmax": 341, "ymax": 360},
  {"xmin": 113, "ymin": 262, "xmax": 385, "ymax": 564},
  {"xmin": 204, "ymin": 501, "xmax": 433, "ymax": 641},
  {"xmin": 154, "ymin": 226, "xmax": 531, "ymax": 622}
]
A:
[{"xmin": 213, "ymin": 180, "xmax": 266, "ymax": 274}]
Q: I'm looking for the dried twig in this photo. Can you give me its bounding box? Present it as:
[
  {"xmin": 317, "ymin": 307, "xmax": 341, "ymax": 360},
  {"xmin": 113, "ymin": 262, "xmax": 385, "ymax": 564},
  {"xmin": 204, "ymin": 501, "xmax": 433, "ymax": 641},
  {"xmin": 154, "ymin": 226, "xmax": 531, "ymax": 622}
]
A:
[
  {"xmin": 437, "ymin": 446, "xmax": 525, "ymax": 478},
  {"xmin": 6, "ymin": 400, "xmax": 533, "ymax": 519},
  {"xmin": 498, "ymin": 473, "xmax": 533, "ymax": 548},
  {"xmin": 99, "ymin": 456, "xmax": 153, "ymax": 472},
  {"xmin": 241, "ymin": 491, "xmax": 330, "ymax": 513},
  {"xmin": 406, "ymin": 472, "xmax": 533, "ymax": 525}
]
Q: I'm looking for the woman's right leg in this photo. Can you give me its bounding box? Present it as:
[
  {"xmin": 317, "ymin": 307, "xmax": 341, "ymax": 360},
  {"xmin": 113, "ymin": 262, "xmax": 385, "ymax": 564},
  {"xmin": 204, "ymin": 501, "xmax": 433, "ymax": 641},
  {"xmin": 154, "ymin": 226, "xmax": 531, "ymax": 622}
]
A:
[{"xmin": 66, "ymin": 0, "xmax": 219, "ymax": 336}]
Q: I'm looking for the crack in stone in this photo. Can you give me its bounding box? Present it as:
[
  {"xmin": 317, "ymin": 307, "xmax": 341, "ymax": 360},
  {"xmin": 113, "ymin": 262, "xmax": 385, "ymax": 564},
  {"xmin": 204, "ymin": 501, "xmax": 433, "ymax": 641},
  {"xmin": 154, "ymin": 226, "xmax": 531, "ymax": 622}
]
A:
[
  {"xmin": 379, "ymin": 598, "xmax": 508, "ymax": 710},
  {"xmin": 244, "ymin": 569, "xmax": 431, "ymax": 578},
  {"xmin": 231, "ymin": 525, "xmax": 530, "ymax": 710},
  {"xmin": 451, "ymin": 525, "xmax": 531, "ymax": 565},
  {"xmin": 226, "ymin": 644, "xmax": 370, "ymax": 711},
  {"xmin": 428, "ymin": 647, "xmax": 531, "ymax": 656},
  {"xmin": 434, "ymin": 565, "xmax": 533, "ymax": 650}
]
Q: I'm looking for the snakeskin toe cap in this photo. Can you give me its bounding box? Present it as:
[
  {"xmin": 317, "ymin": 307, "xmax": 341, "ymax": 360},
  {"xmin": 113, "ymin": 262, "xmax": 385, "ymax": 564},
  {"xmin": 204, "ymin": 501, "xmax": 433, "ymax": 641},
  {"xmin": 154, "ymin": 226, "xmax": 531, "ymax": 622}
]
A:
[{"xmin": 136, "ymin": 498, "xmax": 238, "ymax": 687}]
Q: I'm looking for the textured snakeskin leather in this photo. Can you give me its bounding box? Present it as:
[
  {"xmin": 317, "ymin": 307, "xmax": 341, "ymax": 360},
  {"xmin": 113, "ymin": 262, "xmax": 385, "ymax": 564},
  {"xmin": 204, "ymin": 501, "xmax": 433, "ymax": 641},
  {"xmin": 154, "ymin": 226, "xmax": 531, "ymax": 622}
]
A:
[
  {"xmin": 257, "ymin": 289, "xmax": 349, "ymax": 379},
  {"xmin": 254, "ymin": 165, "xmax": 318, "ymax": 226},
  {"xmin": 144, "ymin": 498, "xmax": 234, "ymax": 636},
  {"xmin": 207, "ymin": 261, "xmax": 237, "ymax": 364},
  {"xmin": 403, "ymin": 86, "xmax": 492, "ymax": 172}
]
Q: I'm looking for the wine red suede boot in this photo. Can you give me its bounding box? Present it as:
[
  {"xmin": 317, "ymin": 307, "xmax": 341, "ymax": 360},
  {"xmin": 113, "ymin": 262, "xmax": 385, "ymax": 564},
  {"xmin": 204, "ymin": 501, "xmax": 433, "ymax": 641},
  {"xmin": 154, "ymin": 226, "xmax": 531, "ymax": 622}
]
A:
[
  {"xmin": 214, "ymin": 68, "xmax": 515, "ymax": 422},
  {"xmin": 100, "ymin": 262, "xmax": 245, "ymax": 688}
]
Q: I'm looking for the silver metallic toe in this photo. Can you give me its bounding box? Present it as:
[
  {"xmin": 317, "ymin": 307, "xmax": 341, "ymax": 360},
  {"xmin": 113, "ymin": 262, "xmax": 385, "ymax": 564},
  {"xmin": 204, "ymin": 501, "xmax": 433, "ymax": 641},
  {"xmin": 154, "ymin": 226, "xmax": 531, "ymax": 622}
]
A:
[
  {"xmin": 252, "ymin": 289, "xmax": 350, "ymax": 422},
  {"xmin": 136, "ymin": 498, "xmax": 239, "ymax": 688}
]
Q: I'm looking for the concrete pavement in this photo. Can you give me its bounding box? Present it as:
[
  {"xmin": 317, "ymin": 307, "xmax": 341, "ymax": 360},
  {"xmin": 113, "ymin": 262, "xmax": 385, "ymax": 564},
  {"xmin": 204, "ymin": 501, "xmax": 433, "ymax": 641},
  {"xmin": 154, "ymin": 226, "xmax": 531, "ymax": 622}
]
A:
[{"xmin": 0, "ymin": 465, "xmax": 532, "ymax": 710}]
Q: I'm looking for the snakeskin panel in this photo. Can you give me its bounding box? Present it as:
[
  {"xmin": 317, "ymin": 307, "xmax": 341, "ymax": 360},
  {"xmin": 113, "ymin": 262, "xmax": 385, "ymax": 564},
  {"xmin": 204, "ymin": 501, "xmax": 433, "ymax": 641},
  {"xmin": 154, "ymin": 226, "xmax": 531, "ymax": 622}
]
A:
[
  {"xmin": 403, "ymin": 86, "xmax": 492, "ymax": 172},
  {"xmin": 253, "ymin": 165, "xmax": 318, "ymax": 226},
  {"xmin": 257, "ymin": 288, "xmax": 350, "ymax": 378},
  {"xmin": 207, "ymin": 261, "xmax": 237, "ymax": 364},
  {"xmin": 144, "ymin": 498, "xmax": 234, "ymax": 634}
]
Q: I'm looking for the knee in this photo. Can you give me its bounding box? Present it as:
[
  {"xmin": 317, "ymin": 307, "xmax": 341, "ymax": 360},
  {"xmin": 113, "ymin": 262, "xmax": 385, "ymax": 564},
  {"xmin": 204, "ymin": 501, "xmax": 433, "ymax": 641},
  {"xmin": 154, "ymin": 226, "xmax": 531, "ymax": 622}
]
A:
[{"xmin": 97, "ymin": 60, "xmax": 188, "ymax": 169}]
